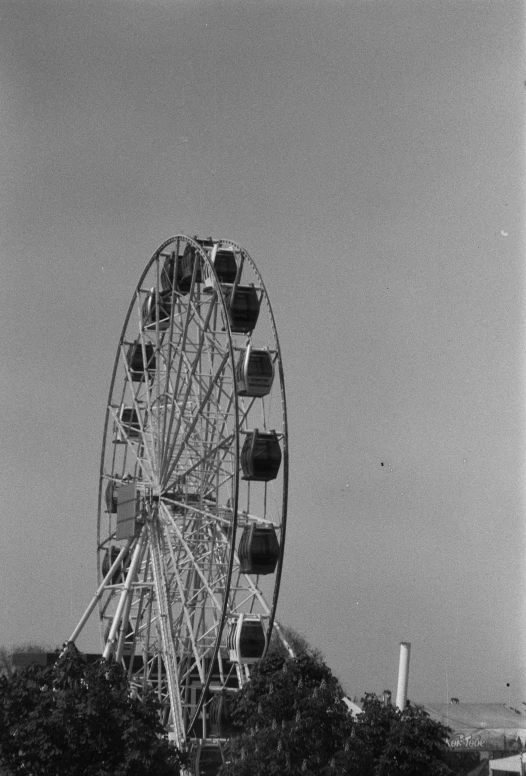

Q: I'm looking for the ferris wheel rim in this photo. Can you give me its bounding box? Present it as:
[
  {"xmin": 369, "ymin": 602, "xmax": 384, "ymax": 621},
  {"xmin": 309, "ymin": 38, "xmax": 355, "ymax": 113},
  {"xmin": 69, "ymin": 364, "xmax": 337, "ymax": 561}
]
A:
[
  {"xmin": 213, "ymin": 238, "xmax": 289, "ymax": 642},
  {"xmin": 96, "ymin": 234, "xmax": 289, "ymax": 754}
]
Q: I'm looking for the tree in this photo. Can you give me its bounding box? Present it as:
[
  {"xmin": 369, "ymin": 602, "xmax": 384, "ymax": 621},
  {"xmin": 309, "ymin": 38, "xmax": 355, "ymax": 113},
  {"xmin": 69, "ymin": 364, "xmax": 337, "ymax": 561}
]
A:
[
  {"xmin": 219, "ymin": 653, "xmax": 357, "ymax": 775},
  {"xmin": 0, "ymin": 643, "xmax": 183, "ymax": 776},
  {"xmin": 352, "ymin": 694, "xmax": 454, "ymax": 776},
  {"xmin": 219, "ymin": 654, "xmax": 454, "ymax": 776},
  {"xmin": 267, "ymin": 625, "xmax": 324, "ymax": 663}
]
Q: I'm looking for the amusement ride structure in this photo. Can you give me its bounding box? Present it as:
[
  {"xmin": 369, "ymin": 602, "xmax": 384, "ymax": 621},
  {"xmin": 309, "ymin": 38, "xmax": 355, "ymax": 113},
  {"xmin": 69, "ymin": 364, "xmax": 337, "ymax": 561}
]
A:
[{"xmin": 70, "ymin": 235, "xmax": 292, "ymax": 774}]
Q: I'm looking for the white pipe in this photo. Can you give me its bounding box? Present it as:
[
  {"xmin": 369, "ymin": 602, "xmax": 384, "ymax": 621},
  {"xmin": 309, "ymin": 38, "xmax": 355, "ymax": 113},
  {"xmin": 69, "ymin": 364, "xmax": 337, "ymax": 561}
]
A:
[
  {"xmin": 68, "ymin": 538, "xmax": 133, "ymax": 644},
  {"xmin": 103, "ymin": 533, "xmax": 145, "ymax": 661},
  {"xmin": 395, "ymin": 642, "xmax": 411, "ymax": 711}
]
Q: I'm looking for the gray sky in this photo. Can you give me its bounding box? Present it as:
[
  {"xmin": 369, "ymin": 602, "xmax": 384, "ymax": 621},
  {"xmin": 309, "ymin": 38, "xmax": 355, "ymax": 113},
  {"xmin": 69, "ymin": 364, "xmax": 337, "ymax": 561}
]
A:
[{"xmin": 0, "ymin": 0, "xmax": 524, "ymax": 704}]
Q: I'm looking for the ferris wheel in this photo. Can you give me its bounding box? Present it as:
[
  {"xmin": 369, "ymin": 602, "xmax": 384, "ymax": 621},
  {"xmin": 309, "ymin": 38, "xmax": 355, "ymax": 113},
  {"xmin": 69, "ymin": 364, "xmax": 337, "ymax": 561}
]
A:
[{"xmin": 73, "ymin": 235, "xmax": 290, "ymax": 771}]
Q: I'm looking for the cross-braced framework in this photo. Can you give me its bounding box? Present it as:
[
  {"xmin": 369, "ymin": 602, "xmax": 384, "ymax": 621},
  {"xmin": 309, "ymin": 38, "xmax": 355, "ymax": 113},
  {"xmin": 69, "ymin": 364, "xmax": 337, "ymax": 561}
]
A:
[{"xmin": 71, "ymin": 235, "xmax": 291, "ymax": 772}]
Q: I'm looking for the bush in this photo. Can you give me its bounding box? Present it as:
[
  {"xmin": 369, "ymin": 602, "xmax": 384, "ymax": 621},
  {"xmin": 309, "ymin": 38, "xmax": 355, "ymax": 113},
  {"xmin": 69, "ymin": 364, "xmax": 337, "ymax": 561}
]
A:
[{"xmin": 0, "ymin": 643, "xmax": 183, "ymax": 776}]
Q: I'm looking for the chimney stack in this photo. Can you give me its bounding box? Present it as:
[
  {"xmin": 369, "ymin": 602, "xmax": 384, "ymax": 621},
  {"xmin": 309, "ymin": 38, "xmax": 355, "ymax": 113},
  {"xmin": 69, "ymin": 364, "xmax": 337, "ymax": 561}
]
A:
[{"xmin": 395, "ymin": 642, "xmax": 411, "ymax": 711}]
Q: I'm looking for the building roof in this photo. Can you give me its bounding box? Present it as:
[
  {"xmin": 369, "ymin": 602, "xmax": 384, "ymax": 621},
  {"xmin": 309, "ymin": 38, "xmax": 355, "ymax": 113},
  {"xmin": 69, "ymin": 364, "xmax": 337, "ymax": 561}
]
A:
[{"xmin": 422, "ymin": 703, "xmax": 526, "ymax": 753}]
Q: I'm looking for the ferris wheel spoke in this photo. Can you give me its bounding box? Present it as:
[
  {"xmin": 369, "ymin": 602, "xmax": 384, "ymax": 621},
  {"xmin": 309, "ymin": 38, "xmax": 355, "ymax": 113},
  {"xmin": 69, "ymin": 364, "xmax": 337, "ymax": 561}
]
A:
[
  {"xmin": 161, "ymin": 352, "xmax": 230, "ymax": 487},
  {"xmin": 186, "ymin": 296, "xmax": 229, "ymax": 358},
  {"xmin": 229, "ymin": 569, "xmax": 273, "ymax": 617},
  {"xmin": 134, "ymin": 328, "xmax": 162, "ymax": 466},
  {"xmin": 160, "ymin": 336, "xmax": 235, "ymax": 444},
  {"xmin": 160, "ymin": 301, "xmax": 217, "ymax": 481},
  {"xmin": 161, "ymin": 377, "xmax": 233, "ymax": 460},
  {"xmin": 204, "ymin": 385, "xmax": 235, "ymax": 454},
  {"xmin": 199, "ymin": 371, "xmax": 235, "ymax": 449},
  {"xmin": 164, "ymin": 511, "xmax": 225, "ymax": 614},
  {"xmin": 161, "ymin": 501, "xmax": 232, "ymax": 538},
  {"xmin": 194, "ymin": 382, "xmax": 236, "ymax": 492},
  {"xmin": 165, "ymin": 526, "xmax": 228, "ymax": 598},
  {"xmin": 147, "ymin": 517, "xmax": 186, "ymax": 747},
  {"xmin": 201, "ymin": 463, "xmax": 235, "ymax": 499},
  {"xmin": 107, "ymin": 402, "xmax": 157, "ymax": 485},
  {"xmin": 118, "ymin": 346, "xmax": 159, "ymax": 477},
  {"xmin": 158, "ymin": 291, "xmax": 196, "ymax": 468},
  {"xmin": 176, "ymin": 433, "xmax": 235, "ymax": 484},
  {"xmin": 161, "ymin": 525, "xmax": 208, "ymax": 684}
]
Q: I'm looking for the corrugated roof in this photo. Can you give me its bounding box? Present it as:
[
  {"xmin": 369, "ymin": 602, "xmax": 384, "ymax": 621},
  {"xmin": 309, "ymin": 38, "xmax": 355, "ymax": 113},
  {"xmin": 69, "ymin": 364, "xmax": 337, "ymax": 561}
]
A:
[{"xmin": 423, "ymin": 703, "xmax": 526, "ymax": 730}]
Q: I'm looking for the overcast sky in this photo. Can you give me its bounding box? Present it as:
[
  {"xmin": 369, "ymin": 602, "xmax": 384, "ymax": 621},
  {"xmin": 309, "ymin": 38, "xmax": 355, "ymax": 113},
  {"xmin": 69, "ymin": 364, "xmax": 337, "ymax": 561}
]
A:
[{"xmin": 0, "ymin": 0, "xmax": 524, "ymax": 704}]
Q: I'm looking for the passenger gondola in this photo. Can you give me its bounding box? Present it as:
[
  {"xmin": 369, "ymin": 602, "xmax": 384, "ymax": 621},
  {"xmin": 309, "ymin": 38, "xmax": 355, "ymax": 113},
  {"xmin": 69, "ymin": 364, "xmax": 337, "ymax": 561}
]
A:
[
  {"xmin": 160, "ymin": 251, "xmax": 176, "ymax": 290},
  {"xmin": 142, "ymin": 288, "xmax": 172, "ymax": 329},
  {"xmin": 193, "ymin": 742, "xmax": 224, "ymax": 776},
  {"xmin": 227, "ymin": 614, "xmax": 267, "ymax": 664},
  {"xmin": 202, "ymin": 245, "xmax": 238, "ymax": 290},
  {"xmin": 209, "ymin": 693, "xmax": 237, "ymax": 738},
  {"xmin": 241, "ymin": 429, "xmax": 282, "ymax": 481},
  {"xmin": 160, "ymin": 250, "xmax": 193, "ymax": 293},
  {"xmin": 163, "ymin": 245, "xmax": 204, "ymax": 295},
  {"xmin": 224, "ymin": 285, "xmax": 260, "ymax": 334},
  {"xmin": 235, "ymin": 346, "xmax": 274, "ymax": 397},
  {"xmin": 126, "ymin": 340, "xmax": 156, "ymax": 380},
  {"xmin": 238, "ymin": 523, "xmax": 280, "ymax": 575}
]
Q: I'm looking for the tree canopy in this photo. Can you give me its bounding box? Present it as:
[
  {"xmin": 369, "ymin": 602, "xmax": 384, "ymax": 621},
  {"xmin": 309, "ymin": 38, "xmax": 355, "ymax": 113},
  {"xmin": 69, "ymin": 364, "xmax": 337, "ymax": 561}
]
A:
[
  {"xmin": 354, "ymin": 693, "xmax": 455, "ymax": 776},
  {"xmin": 220, "ymin": 653, "xmax": 454, "ymax": 776},
  {"xmin": 266, "ymin": 625, "xmax": 324, "ymax": 663},
  {"xmin": 0, "ymin": 643, "xmax": 182, "ymax": 776},
  {"xmin": 219, "ymin": 653, "xmax": 358, "ymax": 775},
  {"xmin": 0, "ymin": 642, "xmax": 456, "ymax": 776}
]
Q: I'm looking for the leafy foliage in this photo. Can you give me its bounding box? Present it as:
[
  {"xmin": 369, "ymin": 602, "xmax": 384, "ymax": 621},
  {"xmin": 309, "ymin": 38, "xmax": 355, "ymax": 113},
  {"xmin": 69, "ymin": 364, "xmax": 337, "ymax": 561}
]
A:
[
  {"xmin": 354, "ymin": 694, "xmax": 454, "ymax": 776},
  {"xmin": 0, "ymin": 643, "xmax": 182, "ymax": 776},
  {"xmin": 219, "ymin": 654, "xmax": 454, "ymax": 776},
  {"xmin": 266, "ymin": 626, "xmax": 324, "ymax": 663},
  {"xmin": 219, "ymin": 653, "xmax": 357, "ymax": 775}
]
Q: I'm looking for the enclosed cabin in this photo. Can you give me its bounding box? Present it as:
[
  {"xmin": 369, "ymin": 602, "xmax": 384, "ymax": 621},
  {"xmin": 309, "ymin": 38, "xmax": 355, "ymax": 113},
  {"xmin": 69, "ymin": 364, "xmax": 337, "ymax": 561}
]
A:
[
  {"xmin": 227, "ymin": 614, "xmax": 267, "ymax": 665},
  {"xmin": 160, "ymin": 250, "xmax": 176, "ymax": 291},
  {"xmin": 161, "ymin": 245, "xmax": 203, "ymax": 295},
  {"xmin": 126, "ymin": 340, "xmax": 156, "ymax": 381},
  {"xmin": 160, "ymin": 249, "xmax": 190, "ymax": 293},
  {"xmin": 238, "ymin": 523, "xmax": 280, "ymax": 575},
  {"xmin": 202, "ymin": 245, "xmax": 238, "ymax": 291},
  {"xmin": 235, "ymin": 346, "xmax": 274, "ymax": 397},
  {"xmin": 223, "ymin": 285, "xmax": 260, "ymax": 334},
  {"xmin": 178, "ymin": 244, "xmax": 203, "ymax": 293},
  {"xmin": 142, "ymin": 287, "xmax": 172, "ymax": 330},
  {"xmin": 193, "ymin": 742, "xmax": 224, "ymax": 776},
  {"xmin": 209, "ymin": 693, "xmax": 237, "ymax": 738},
  {"xmin": 101, "ymin": 545, "xmax": 130, "ymax": 585},
  {"xmin": 116, "ymin": 405, "xmax": 141, "ymax": 441},
  {"xmin": 241, "ymin": 429, "xmax": 282, "ymax": 481}
]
